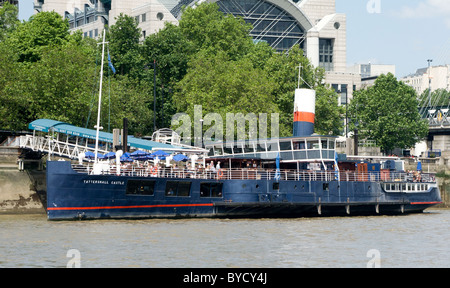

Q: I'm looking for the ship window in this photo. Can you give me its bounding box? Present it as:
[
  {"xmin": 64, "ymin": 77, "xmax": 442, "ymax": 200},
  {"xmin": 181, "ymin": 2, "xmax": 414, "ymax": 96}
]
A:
[
  {"xmin": 267, "ymin": 141, "xmax": 278, "ymax": 151},
  {"xmin": 165, "ymin": 181, "xmax": 177, "ymax": 196},
  {"xmin": 165, "ymin": 181, "xmax": 191, "ymax": 197},
  {"xmin": 323, "ymin": 183, "xmax": 329, "ymax": 191},
  {"xmin": 200, "ymin": 182, "xmax": 223, "ymax": 198},
  {"xmin": 223, "ymin": 146, "xmax": 233, "ymax": 155},
  {"xmin": 214, "ymin": 146, "xmax": 223, "ymax": 156},
  {"xmin": 256, "ymin": 143, "xmax": 266, "ymax": 152},
  {"xmin": 177, "ymin": 181, "xmax": 191, "ymax": 197},
  {"xmin": 280, "ymin": 141, "xmax": 292, "ymax": 151},
  {"xmin": 126, "ymin": 180, "xmax": 155, "ymax": 196},
  {"xmin": 307, "ymin": 140, "xmax": 320, "ymax": 149},
  {"xmin": 244, "ymin": 143, "xmax": 254, "ymax": 153},
  {"xmin": 273, "ymin": 182, "xmax": 279, "ymax": 190},
  {"xmin": 321, "ymin": 139, "xmax": 328, "ymax": 149},
  {"xmin": 329, "ymin": 141, "xmax": 335, "ymax": 149}
]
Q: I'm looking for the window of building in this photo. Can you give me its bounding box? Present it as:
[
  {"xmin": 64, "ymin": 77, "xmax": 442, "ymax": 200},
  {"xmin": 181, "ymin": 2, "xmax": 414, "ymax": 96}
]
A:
[
  {"xmin": 319, "ymin": 38, "xmax": 333, "ymax": 71},
  {"xmin": 141, "ymin": 13, "xmax": 146, "ymax": 22},
  {"xmin": 216, "ymin": 0, "xmax": 305, "ymax": 52},
  {"xmin": 340, "ymin": 84, "xmax": 348, "ymax": 105}
]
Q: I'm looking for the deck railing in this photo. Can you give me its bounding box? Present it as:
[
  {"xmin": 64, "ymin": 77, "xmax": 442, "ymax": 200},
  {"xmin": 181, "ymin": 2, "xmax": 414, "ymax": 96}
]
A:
[{"xmin": 71, "ymin": 164, "xmax": 436, "ymax": 183}]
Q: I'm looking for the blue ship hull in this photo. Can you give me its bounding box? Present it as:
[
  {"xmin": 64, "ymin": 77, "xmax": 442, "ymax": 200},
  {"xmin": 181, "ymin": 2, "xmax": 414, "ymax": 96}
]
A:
[{"xmin": 46, "ymin": 161, "xmax": 442, "ymax": 220}]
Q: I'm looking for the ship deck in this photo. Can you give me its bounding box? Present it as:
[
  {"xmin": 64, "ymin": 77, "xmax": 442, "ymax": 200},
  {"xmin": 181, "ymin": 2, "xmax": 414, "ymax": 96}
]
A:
[{"xmin": 71, "ymin": 163, "xmax": 436, "ymax": 184}]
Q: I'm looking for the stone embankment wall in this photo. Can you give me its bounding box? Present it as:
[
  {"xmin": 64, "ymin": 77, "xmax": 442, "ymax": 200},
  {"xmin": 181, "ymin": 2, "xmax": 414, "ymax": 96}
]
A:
[
  {"xmin": 437, "ymin": 177, "xmax": 450, "ymax": 208},
  {"xmin": 0, "ymin": 147, "xmax": 45, "ymax": 214}
]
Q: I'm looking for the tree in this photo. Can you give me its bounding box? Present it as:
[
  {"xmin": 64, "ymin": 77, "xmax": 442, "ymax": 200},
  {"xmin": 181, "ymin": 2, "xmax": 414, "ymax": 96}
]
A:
[
  {"xmin": 0, "ymin": 41, "xmax": 29, "ymax": 130},
  {"xmin": 108, "ymin": 13, "xmax": 143, "ymax": 77},
  {"xmin": 173, "ymin": 50, "xmax": 279, "ymax": 140},
  {"xmin": 26, "ymin": 42, "xmax": 97, "ymax": 126},
  {"xmin": 348, "ymin": 73, "xmax": 428, "ymax": 153},
  {"xmin": 0, "ymin": 2, "xmax": 20, "ymax": 41},
  {"xmin": 418, "ymin": 88, "xmax": 450, "ymax": 109},
  {"xmin": 105, "ymin": 75, "xmax": 154, "ymax": 136},
  {"xmin": 142, "ymin": 22, "xmax": 194, "ymax": 87},
  {"xmin": 264, "ymin": 45, "xmax": 343, "ymax": 137},
  {"xmin": 315, "ymin": 85, "xmax": 345, "ymax": 136},
  {"xmin": 179, "ymin": 2, "xmax": 253, "ymax": 60},
  {"xmin": 6, "ymin": 11, "xmax": 70, "ymax": 62}
]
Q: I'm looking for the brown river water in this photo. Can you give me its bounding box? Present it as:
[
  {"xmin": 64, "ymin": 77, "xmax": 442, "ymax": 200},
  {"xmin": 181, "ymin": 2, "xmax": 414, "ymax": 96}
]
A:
[{"xmin": 0, "ymin": 209, "xmax": 449, "ymax": 268}]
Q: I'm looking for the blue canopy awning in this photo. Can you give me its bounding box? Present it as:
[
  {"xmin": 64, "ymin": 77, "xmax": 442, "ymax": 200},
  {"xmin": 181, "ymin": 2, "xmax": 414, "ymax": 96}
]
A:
[{"xmin": 28, "ymin": 119, "xmax": 187, "ymax": 152}]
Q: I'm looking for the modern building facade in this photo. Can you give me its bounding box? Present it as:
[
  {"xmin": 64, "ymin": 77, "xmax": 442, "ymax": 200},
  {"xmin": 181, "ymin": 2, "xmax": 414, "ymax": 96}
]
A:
[
  {"xmin": 401, "ymin": 65, "xmax": 450, "ymax": 96},
  {"xmin": 34, "ymin": 0, "xmax": 361, "ymax": 106},
  {"xmin": 0, "ymin": 0, "xmax": 18, "ymax": 6},
  {"xmin": 34, "ymin": 0, "xmax": 179, "ymax": 39},
  {"xmin": 34, "ymin": 0, "xmax": 346, "ymax": 71}
]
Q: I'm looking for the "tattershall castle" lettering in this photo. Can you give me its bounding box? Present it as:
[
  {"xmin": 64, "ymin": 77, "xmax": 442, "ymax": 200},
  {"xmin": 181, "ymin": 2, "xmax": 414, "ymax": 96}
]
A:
[{"xmin": 83, "ymin": 180, "xmax": 124, "ymax": 185}]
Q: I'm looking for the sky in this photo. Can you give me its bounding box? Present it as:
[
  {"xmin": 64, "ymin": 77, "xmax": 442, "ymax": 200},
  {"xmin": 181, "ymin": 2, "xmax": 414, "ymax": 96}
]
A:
[{"xmin": 17, "ymin": 0, "xmax": 450, "ymax": 78}]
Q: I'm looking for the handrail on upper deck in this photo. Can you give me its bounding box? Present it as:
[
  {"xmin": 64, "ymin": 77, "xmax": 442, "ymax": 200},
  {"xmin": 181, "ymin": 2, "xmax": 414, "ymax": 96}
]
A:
[{"xmin": 70, "ymin": 164, "xmax": 436, "ymax": 183}]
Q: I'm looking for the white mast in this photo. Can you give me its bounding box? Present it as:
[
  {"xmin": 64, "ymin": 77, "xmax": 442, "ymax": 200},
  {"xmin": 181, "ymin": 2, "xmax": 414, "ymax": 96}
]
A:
[{"xmin": 94, "ymin": 30, "xmax": 107, "ymax": 164}]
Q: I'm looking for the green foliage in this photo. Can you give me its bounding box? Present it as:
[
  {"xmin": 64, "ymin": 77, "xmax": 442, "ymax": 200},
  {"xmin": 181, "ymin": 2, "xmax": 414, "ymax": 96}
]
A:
[
  {"xmin": 0, "ymin": 3, "xmax": 344, "ymax": 141},
  {"xmin": 108, "ymin": 13, "xmax": 143, "ymax": 78},
  {"xmin": 418, "ymin": 88, "xmax": 450, "ymax": 109},
  {"xmin": 178, "ymin": 3, "xmax": 253, "ymax": 60},
  {"xmin": 0, "ymin": 2, "xmax": 20, "ymax": 41},
  {"xmin": 27, "ymin": 42, "xmax": 96, "ymax": 125},
  {"xmin": 6, "ymin": 11, "xmax": 70, "ymax": 62},
  {"xmin": 349, "ymin": 73, "xmax": 428, "ymax": 153},
  {"xmin": 174, "ymin": 50, "xmax": 278, "ymax": 118},
  {"xmin": 142, "ymin": 22, "xmax": 194, "ymax": 86},
  {"xmin": 105, "ymin": 75, "xmax": 154, "ymax": 136},
  {"xmin": 315, "ymin": 85, "xmax": 345, "ymax": 136}
]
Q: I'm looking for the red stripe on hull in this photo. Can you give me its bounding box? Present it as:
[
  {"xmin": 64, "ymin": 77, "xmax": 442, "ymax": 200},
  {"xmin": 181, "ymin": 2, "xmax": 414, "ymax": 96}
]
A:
[
  {"xmin": 410, "ymin": 201, "xmax": 442, "ymax": 205},
  {"xmin": 47, "ymin": 203, "xmax": 214, "ymax": 211}
]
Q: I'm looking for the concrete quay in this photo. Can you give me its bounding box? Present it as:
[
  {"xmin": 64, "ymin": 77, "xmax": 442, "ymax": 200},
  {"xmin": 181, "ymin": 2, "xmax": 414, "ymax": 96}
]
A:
[{"xmin": 0, "ymin": 147, "xmax": 45, "ymax": 214}]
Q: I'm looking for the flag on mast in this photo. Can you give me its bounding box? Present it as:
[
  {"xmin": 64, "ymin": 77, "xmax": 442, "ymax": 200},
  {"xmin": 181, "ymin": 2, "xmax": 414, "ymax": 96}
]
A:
[{"xmin": 108, "ymin": 50, "xmax": 116, "ymax": 74}]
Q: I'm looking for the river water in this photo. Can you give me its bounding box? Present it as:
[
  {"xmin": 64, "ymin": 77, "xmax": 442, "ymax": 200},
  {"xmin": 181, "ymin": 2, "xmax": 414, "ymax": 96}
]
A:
[{"xmin": 0, "ymin": 210, "xmax": 449, "ymax": 268}]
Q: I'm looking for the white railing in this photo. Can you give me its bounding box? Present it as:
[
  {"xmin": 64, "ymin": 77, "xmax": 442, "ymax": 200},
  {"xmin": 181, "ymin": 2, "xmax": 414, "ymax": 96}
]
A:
[
  {"xmin": 71, "ymin": 164, "xmax": 436, "ymax": 183},
  {"xmin": 20, "ymin": 135, "xmax": 109, "ymax": 159}
]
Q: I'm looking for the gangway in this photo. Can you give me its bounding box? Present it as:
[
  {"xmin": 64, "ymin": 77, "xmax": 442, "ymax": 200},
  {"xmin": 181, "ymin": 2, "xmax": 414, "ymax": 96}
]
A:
[{"xmin": 19, "ymin": 119, "xmax": 206, "ymax": 161}]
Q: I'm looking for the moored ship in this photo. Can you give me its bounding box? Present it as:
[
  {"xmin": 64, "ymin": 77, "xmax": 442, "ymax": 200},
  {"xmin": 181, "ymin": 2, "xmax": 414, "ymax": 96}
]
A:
[
  {"xmin": 43, "ymin": 136, "xmax": 441, "ymax": 220},
  {"xmin": 38, "ymin": 86, "xmax": 441, "ymax": 220},
  {"xmin": 22, "ymin": 32, "xmax": 441, "ymax": 220}
]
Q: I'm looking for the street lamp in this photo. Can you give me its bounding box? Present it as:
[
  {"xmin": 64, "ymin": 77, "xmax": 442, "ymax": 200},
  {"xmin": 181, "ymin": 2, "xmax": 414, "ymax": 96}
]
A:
[{"xmin": 427, "ymin": 59, "xmax": 433, "ymax": 108}]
